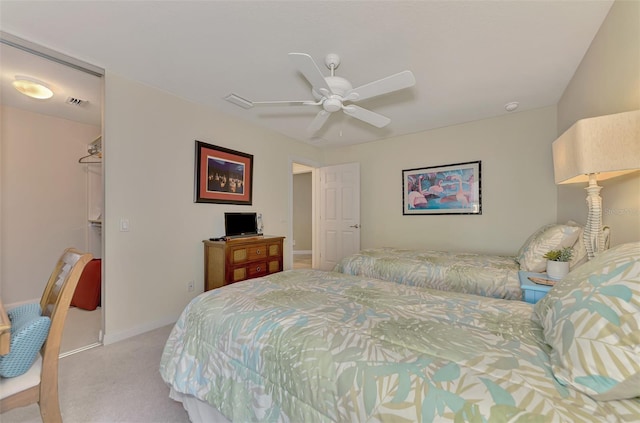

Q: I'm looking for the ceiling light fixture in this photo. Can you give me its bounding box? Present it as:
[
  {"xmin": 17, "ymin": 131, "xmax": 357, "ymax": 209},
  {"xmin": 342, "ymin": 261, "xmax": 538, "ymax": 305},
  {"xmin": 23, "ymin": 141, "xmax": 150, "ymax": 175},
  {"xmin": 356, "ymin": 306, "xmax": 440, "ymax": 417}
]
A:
[
  {"xmin": 12, "ymin": 75, "xmax": 54, "ymax": 99},
  {"xmin": 504, "ymin": 101, "xmax": 519, "ymax": 112}
]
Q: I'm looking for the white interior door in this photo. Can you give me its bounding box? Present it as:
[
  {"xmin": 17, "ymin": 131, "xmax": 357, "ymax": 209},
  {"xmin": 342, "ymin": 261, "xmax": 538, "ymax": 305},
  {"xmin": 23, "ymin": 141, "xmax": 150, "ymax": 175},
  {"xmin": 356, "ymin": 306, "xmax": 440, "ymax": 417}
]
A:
[{"xmin": 318, "ymin": 163, "xmax": 360, "ymax": 270}]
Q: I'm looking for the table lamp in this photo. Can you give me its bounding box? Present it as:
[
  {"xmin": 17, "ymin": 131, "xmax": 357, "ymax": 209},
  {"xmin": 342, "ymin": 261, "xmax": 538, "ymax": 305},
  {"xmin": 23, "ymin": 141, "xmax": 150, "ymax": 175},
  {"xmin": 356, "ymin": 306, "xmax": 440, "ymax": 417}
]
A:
[{"xmin": 552, "ymin": 109, "xmax": 640, "ymax": 259}]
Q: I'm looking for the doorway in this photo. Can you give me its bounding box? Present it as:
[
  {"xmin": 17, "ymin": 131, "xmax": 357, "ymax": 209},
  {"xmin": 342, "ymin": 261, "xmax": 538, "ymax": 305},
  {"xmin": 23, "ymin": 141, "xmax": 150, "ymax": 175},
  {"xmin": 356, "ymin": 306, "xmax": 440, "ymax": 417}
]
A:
[
  {"xmin": 0, "ymin": 33, "xmax": 104, "ymax": 356},
  {"xmin": 290, "ymin": 160, "xmax": 362, "ymax": 271},
  {"xmin": 292, "ymin": 162, "xmax": 315, "ymax": 269}
]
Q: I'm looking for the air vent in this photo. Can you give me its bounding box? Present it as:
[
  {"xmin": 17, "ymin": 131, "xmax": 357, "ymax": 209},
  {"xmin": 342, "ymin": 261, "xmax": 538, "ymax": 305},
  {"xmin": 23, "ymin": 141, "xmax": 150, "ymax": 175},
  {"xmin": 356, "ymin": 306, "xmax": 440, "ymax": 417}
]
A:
[
  {"xmin": 225, "ymin": 93, "xmax": 253, "ymax": 109},
  {"xmin": 66, "ymin": 97, "xmax": 88, "ymax": 107}
]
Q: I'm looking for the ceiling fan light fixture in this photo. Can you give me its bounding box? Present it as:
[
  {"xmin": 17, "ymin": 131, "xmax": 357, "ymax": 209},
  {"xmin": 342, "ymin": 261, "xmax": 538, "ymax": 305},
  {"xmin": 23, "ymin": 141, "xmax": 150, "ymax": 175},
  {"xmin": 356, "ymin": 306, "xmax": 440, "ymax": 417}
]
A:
[
  {"xmin": 12, "ymin": 75, "xmax": 54, "ymax": 99},
  {"xmin": 323, "ymin": 97, "xmax": 342, "ymax": 112}
]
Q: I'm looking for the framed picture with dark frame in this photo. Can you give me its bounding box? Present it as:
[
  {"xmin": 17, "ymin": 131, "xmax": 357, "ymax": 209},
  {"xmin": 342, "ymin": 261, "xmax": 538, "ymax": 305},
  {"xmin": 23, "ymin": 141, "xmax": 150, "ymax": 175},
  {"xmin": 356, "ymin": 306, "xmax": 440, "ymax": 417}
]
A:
[
  {"xmin": 402, "ymin": 161, "xmax": 481, "ymax": 215},
  {"xmin": 194, "ymin": 141, "xmax": 253, "ymax": 205}
]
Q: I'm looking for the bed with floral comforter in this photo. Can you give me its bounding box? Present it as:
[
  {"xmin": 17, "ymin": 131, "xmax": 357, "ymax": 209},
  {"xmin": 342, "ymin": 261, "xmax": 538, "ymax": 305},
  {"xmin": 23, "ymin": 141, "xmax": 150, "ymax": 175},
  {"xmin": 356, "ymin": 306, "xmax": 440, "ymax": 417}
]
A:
[
  {"xmin": 160, "ymin": 244, "xmax": 640, "ymax": 423},
  {"xmin": 334, "ymin": 247, "xmax": 522, "ymax": 300}
]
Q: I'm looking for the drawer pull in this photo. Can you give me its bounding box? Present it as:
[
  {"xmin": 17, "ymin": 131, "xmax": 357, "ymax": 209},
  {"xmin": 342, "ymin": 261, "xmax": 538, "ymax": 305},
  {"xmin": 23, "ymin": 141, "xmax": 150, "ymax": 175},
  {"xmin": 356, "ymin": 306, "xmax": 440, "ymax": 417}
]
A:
[
  {"xmin": 256, "ymin": 266, "xmax": 261, "ymax": 272},
  {"xmin": 256, "ymin": 249, "xmax": 261, "ymax": 254}
]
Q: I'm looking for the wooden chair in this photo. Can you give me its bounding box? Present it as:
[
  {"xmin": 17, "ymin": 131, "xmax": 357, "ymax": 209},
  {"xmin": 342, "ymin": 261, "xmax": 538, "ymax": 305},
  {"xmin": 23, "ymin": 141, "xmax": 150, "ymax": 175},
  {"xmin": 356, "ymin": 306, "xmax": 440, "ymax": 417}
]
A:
[{"xmin": 0, "ymin": 248, "xmax": 93, "ymax": 423}]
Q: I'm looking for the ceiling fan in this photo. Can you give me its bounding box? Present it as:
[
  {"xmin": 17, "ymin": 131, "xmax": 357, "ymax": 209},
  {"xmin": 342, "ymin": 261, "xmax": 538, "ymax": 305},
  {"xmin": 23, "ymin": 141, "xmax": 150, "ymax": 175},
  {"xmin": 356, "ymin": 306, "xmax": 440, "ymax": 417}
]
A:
[{"xmin": 226, "ymin": 53, "xmax": 416, "ymax": 134}]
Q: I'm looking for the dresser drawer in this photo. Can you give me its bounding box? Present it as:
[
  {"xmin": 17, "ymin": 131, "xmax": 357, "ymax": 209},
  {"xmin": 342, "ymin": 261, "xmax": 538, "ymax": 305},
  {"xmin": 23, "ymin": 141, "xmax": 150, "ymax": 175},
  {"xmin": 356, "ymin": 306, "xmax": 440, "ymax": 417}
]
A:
[
  {"xmin": 229, "ymin": 244, "xmax": 268, "ymax": 264},
  {"xmin": 228, "ymin": 261, "xmax": 268, "ymax": 283},
  {"xmin": 247, "ymin": 261, "xmax": 268, "ymax": 278},
  {"xmin": 248, "ymin": 244, "xmax": 268, "ymax": 260}
]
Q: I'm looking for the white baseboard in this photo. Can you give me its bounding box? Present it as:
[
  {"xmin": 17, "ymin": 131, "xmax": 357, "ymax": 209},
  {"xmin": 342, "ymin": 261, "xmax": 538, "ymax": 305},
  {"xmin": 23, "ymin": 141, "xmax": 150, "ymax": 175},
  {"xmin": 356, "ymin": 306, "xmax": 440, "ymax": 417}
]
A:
[
  {"xmin": 102, "ymin": 314, "xmax": 178, "ymax": 345},
  {"xmin": 293, "ymin": 250, "xmax": 312, "ymax": 255},
  {"xmin": 8, "ymin": 298, "xmax": 178, "ymax": 347}
]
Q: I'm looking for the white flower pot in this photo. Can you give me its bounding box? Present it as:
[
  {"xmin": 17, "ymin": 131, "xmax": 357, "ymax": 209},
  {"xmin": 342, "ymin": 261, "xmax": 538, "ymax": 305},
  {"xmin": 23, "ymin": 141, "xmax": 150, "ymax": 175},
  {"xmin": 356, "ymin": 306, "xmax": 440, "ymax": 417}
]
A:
[{"xmin": 547, "ymin": 260, "xmax": 570, "ymax": 280}]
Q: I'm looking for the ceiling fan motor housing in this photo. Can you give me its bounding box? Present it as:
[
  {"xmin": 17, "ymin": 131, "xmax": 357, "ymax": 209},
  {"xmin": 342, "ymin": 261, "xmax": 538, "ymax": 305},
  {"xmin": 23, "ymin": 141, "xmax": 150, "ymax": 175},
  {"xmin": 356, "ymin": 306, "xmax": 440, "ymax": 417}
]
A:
[
  {"xmin": 325, "ymin": 76, "xmax": 352, "ymax": 96},
  {"xmin": 318, "ymin": 76, "xmax": 353, "ymax": 112},
  {"xmin": 323, "ymin": 97, "xmax": 342, "ymax": 112}
]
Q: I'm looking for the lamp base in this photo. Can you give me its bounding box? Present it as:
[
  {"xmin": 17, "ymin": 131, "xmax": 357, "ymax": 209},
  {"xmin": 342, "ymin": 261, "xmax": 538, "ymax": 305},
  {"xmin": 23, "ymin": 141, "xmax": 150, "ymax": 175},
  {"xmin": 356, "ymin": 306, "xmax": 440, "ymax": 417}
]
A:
[{"xmin": 584, "ymin": 174, "xmax": 605, "ymax": 260}]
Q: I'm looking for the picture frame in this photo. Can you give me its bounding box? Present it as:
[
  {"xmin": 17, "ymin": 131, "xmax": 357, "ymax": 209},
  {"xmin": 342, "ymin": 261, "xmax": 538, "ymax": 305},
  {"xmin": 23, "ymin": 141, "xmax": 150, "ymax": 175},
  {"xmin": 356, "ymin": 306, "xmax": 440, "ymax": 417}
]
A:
[
  {"xmin": 402, "ymin": 161, "xmax": 481, "ymax": 215},
  {"xmin": 194, "ymin": 141, "xmax": 253, "ymax": 205}
]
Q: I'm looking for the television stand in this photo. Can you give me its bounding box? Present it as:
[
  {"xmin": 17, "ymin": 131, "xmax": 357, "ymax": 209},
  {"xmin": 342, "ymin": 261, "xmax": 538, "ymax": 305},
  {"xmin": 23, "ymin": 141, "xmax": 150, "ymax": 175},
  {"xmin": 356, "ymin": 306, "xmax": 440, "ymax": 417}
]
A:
[{"xmin": 203, "ymin": 235, "xmax": 284, "ymax": 291}]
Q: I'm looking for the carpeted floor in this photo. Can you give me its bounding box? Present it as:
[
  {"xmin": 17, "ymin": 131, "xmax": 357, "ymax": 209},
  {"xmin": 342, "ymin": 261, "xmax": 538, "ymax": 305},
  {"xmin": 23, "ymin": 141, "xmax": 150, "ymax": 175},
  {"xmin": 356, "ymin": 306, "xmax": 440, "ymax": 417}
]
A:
[
  {"xmin": 60, "ymin": 306, "xmax": 102, "ymax": 355},
  {"xmin": 2, "ymin": 325, "xmax": 190, "ymax": 423},
  {"xmin": 293, "ymin": 253, "xmax": 312, "ymax": 269}
]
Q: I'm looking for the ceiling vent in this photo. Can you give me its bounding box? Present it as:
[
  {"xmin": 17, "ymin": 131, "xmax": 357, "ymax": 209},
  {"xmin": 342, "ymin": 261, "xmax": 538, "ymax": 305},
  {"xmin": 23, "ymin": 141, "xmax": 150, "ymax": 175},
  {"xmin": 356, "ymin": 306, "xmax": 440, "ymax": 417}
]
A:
[{"xmin": 66, "ymin": 97, "xmax": 88, "ymax": 107}]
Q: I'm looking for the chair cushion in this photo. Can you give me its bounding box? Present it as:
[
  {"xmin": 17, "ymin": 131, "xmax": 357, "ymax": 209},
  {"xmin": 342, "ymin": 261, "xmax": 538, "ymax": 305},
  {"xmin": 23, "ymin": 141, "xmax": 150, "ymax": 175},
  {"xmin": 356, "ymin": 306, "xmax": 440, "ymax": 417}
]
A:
[
  {"xmin": 533, "ymin": 242, "xmax": 640, "ymax": 401},
  {"xmin": 0, "ymin": 355, "xmax": 41, "ymax": 399},
  {"xmin": 0, "ymin": 305, "xmax": 50, "ymax": 378}
]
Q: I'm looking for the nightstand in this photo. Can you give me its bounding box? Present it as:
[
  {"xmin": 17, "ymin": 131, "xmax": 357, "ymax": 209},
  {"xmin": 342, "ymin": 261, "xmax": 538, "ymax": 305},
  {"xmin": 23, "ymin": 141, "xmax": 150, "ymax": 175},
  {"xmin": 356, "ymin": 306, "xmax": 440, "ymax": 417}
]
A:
[{"xmin": 518, "ymin": 271, "xmax": 554, "ymax": 304}]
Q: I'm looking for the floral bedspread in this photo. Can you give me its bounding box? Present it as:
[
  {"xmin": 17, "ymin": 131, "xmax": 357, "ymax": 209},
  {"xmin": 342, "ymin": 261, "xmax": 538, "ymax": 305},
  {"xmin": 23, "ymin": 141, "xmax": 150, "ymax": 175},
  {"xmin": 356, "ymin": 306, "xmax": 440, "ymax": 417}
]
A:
[
  {"xmin": 160, "ymin": 269, "xmax": 639, "ymax": 422},
  {"xmin": 334, "ymin": 247, "xmax": 522, "ymax": 300}
]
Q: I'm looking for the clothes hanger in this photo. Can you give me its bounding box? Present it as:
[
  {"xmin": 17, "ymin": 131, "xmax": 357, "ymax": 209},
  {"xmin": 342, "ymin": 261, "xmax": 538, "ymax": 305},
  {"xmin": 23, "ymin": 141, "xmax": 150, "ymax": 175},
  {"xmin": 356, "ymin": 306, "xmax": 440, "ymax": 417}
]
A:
[{"xmin": 78, "ymin": 152, "xmax": 102, "ymax": 164}]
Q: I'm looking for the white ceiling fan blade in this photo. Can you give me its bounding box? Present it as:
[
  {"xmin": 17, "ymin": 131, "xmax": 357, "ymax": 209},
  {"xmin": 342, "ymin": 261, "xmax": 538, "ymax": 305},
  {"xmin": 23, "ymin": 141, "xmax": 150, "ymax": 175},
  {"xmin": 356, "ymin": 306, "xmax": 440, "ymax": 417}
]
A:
[
  {"xmin": 289, "ymin": 53, "xmax": 332, "ymax": 96},
  {"xmin": 345, "ymin": 70, "xmax": 416, "ymax": 102},
  {"xmin": 342, "ymin": 105, "xmax": 391, "ymax": 128},
  {"xmin": 252, "ymin": 100, "xmax": 320, "ymax": 107},
  {"xmin": 307, "ymin": 110, "xmax": 331, "ymax": 133}
]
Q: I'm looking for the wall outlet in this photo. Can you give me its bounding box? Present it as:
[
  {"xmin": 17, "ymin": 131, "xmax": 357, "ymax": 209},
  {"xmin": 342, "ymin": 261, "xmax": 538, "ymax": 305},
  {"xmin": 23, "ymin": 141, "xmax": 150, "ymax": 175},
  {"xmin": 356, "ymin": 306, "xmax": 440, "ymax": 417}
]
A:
[
  {"xmin": 293, "ymin": 239, "xmax": 296, "ymax": 246},
  {"xmin": 187, "ymin": 281, "xmax": 194, "ymax": 292}
]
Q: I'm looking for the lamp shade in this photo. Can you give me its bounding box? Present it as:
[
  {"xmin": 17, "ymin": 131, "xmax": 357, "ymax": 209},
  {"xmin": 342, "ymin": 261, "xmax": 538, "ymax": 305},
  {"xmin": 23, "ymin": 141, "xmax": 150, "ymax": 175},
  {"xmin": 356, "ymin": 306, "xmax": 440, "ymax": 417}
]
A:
[{"xmin": 552, "ymin": 110, "xmax": 640, "ymax": 184}]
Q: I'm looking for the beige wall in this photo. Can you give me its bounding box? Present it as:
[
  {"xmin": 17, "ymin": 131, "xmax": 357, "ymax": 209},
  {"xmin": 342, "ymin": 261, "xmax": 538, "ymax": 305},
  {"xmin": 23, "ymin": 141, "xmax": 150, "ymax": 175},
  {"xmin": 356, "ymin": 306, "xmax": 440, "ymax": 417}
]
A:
[
  {"xmin": 556, "ymin": 0, "xmax": 640, "ymax": 245},
  {"xmin": 102, "ymin": 73, "xmax": 321, "ymax": 343},
  {"xmin": 323, "ymin": 106, "xmax": 558, "ymax": 256},
  {"xmin": 0, "ymin": 106, "xmax": 100, "ymax": 304},
  {"xmin": 293, "ymin": 172, "xmax": 312, "ymax": 251}
]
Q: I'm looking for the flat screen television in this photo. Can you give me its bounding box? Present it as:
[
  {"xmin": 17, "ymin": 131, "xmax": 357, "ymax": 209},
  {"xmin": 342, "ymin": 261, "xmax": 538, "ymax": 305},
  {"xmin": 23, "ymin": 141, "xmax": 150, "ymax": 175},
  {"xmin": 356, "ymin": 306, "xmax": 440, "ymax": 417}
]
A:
[{"xmin": 224, "ymin": 212, "xmax": 259, "ymax": 238}]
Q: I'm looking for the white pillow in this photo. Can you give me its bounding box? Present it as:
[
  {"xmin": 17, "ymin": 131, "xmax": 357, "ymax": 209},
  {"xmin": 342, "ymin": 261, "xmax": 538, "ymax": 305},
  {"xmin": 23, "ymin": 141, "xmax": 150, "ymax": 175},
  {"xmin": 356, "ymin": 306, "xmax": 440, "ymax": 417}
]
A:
[
  {"xmin": 533, "ymin": 242, "xmax": 640, "ymax": 401},
  {"xmin": 566, "ymin": 221, "xmax": 588, "ymax": 269},
  {"xmin": 516, "ymin": 223, "xmax": 581, "ymax": 272}
]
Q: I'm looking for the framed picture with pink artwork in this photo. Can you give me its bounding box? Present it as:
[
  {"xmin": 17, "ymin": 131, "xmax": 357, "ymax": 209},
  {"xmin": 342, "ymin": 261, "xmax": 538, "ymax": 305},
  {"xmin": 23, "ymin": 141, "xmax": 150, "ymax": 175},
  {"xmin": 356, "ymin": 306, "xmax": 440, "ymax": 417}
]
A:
[{"xmin": 402, "ymin": 161, "xmax": 481, "ymax": 215}]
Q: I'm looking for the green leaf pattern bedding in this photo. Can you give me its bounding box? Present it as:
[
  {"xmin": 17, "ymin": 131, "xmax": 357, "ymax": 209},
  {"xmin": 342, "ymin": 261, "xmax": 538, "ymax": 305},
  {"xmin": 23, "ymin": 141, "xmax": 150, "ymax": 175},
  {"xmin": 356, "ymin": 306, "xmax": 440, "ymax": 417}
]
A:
[
  {"xmin": 160, "ymin": 269, "xmax": 639, "ymax": 422},
  {"xmin": 334, "ymin": 248, "xmax": 522, "ymax": 300}
]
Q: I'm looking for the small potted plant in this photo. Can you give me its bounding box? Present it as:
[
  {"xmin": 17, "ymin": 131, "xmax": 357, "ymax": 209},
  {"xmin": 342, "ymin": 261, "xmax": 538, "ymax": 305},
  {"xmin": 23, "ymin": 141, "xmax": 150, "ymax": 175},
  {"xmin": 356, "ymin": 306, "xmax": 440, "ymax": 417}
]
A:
[{"xmin": 543, "ymin": 247, "xmax": 573, "ymax": 279}]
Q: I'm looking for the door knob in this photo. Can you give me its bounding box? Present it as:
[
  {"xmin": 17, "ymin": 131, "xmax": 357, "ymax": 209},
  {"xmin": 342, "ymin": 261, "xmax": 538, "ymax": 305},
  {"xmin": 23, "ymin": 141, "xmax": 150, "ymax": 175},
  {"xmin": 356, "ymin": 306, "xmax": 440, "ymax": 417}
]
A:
[{"xmin": 349, "ymin": 224, "xmax": 360, "ymax": 229}]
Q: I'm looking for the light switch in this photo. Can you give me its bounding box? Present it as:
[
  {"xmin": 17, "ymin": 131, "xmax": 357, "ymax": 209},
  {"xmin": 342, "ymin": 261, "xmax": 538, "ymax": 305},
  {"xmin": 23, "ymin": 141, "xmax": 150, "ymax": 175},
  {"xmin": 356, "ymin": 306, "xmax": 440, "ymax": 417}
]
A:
[{"xmin": 120, "ymin": 218, "xmax": 130, "ymax": 232}]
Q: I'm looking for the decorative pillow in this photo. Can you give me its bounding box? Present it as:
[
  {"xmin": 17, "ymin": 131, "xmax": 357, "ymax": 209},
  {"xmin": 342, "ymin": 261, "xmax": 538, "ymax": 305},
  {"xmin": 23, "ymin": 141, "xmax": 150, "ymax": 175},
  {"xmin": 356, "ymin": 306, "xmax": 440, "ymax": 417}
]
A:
[
  {"xmin": 566, "ymin": 221, "xmax": 588, "ymax": 270},
  {"xmin": 533, "ymin": 242, "xmax": 640, "ymax": 401},
  {"xmin": 71, "ymin": 258, "xmax": 102, "ymax": 311},
  {"xmin": 516, "ymin": 223, "xmax": 582, "ymax": 272},
  {"xmin": 0, "ymin": 304, "xmax": 51, "ymax": 378}
]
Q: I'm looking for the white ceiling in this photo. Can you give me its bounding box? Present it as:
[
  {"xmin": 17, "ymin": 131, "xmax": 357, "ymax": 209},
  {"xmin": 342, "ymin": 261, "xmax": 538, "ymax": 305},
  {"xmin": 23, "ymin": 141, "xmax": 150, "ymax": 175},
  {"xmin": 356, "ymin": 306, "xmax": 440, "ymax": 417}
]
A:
[
  {"xmin": 0, "ymin": 42, "xmax": 103, "ymax": 127},
  {"xmin": 0, "ymin": 1, "xmax": 613, "ymax": 147}
]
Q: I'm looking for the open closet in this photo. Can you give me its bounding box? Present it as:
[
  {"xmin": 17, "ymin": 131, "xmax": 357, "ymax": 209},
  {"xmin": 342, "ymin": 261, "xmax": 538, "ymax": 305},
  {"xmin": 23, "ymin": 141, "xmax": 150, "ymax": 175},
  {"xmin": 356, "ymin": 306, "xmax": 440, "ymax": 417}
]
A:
[
  {"xmin": 0, "ymin": 33, "xmax": 105, "ymax": 356},
  {"xmin": 61, "ymin": 135, "xmax": 104, "ymax": 355}
]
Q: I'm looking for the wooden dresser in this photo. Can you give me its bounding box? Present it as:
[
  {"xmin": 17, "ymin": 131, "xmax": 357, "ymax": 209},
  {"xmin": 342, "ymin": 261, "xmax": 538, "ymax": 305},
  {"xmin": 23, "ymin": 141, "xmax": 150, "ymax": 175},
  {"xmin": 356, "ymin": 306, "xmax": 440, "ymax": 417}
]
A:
[{"xmin": 203, "ymin": 235, "xmax": 285, "ymax": 291}]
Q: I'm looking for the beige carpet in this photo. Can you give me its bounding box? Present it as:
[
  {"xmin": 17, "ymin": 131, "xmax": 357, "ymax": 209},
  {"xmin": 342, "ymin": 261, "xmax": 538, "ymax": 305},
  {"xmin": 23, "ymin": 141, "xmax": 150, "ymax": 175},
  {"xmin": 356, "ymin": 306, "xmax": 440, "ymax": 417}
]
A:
[
  {"xmin": 293, "ymin": 253, "xmax": 312, "ymax": 269},
  {"xmin": 1, "ymin": 325, "xmax": 190, "ymax": 423}
]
